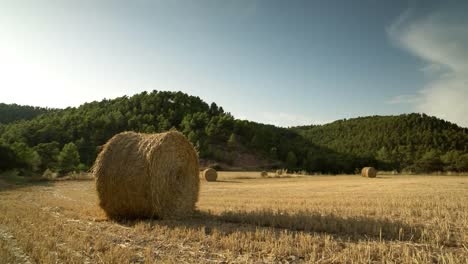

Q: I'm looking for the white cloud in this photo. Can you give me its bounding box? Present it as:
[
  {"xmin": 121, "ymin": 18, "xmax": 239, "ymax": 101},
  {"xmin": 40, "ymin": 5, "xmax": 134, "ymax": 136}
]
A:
[
  {"xmin": 388, "ymin": 8, "xmax": 468, "ymax": 127},
  {"xmin": 416, "ymin": 78, "xmax": 468, "ymax": 124}
]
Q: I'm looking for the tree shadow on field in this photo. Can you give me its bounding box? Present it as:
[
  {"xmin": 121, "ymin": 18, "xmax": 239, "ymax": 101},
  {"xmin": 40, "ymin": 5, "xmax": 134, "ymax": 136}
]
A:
[
  {"xmin": 0, "ymin": 177, "xmax": 53, "ymax": 192},
  {"xmin": 120, "ymin": 209, "xmax": 424, "ymax": 243}
]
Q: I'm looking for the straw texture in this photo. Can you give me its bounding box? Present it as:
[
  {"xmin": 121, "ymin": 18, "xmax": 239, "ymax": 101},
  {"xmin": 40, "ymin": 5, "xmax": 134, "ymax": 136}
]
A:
[
  {"xmin": 93, "ymin": 131, "xmax": 199, "ymax": 219},
  {"xmin": 361, "ymin": 167, "xmax": 377, "ymax": 178},
  {"xmin": 202, "ymin": 168, "xmax": 218, "ymax": 182}
]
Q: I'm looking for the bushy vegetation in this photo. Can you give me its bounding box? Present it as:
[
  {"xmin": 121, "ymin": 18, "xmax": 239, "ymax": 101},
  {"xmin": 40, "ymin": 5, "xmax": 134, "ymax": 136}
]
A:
[{"xmin": 0, "ymin": 91, "xmax": 467, "ymax": 175}]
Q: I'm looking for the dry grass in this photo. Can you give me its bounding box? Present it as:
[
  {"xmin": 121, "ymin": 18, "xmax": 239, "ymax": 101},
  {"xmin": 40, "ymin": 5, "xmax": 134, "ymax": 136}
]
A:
[
  {"xmin": 219, "ymin": 171, "xmax": 303, "ymax": 180},
  {"xmin": 0, "ymin": 173, "xmax": 467, "ymax": 263},
  {"xmin": 61, "ymin": 172, "xmax": 94, "ymax": 181}
]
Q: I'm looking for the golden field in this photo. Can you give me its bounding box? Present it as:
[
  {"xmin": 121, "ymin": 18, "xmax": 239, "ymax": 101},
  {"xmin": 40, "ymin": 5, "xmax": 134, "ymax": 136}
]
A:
[{"xmin": 0, "ymin": 172, "xmax": 467, "ymax": 263}]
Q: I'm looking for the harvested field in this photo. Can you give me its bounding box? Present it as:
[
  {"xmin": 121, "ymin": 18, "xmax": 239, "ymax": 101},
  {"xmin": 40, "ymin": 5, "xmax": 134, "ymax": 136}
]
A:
[{"xmin": 0, "ymin": 173, "xmax": 467, "ymax": 263}]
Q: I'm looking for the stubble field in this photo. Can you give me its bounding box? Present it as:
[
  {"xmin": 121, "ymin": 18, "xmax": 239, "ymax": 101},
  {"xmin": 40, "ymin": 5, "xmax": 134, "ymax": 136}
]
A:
[{"xmin": 0, "ymin": 172, "xmax": 467, "ymax": 263}]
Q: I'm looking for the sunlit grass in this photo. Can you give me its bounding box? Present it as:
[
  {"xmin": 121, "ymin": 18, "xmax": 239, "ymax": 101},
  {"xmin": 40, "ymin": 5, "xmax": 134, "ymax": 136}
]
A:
[{"xmin": 0, "ymin": 172, "xmax": 467, "ymax": 263}]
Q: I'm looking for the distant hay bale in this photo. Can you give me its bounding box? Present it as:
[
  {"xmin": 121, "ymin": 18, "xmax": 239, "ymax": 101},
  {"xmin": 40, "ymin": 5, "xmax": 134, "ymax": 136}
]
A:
[
  {"xmin": 361, "ymin": 167, "xmax": 377, "ymax": 178},
  {"xmin": 202, "ymin": 168, "xmax": 218, "ymax": 182},
  {"xmin": 260, "ymin": 171, "xmax": 268, "ymax": 177},
  {"xmin": 93, "ymin": 131, "xmax": 200, "ymax": 219}
]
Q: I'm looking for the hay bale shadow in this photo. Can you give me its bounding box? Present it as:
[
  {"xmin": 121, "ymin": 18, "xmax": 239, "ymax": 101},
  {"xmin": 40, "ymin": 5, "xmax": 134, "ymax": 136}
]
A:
[
  {"xmin": 214, "ymin": 210, "xmax": 423, "ymax": 242},
  {"xmin": 117, "ymin": 209, "xmax": 423, "ymax": 243}
]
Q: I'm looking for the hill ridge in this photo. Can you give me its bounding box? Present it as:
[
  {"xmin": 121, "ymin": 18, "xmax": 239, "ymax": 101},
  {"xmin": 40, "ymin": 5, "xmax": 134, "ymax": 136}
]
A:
[{"xmin": 1, "ymin": 91, "xmax": 467, "ymax": 174}]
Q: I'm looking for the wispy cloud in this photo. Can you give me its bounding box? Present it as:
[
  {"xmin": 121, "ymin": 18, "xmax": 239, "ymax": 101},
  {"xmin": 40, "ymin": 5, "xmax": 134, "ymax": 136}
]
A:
[
  {"xmin": 386, "ymin": 94, "xmax": 422, "ymax": 105},
  {"xmin": 419, "ymin": 63, "xmax": 450, "ymax": 76},
  {"xmin": 387, "ymin": 6, "xmax": 468, "ymax": 127}
]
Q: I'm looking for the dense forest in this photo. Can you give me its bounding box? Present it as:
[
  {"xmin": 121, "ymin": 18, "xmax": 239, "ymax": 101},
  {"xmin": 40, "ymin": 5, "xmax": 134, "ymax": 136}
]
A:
[
  {"xmin": 294, "ymin": 114, "xmax": 468, "ymax": 172},
  {"xmin": 0, "ymin": 103, "xmax": 53, "ymax": 124},
  {"xmin": 0, "ymin": 91, "xmax": 350, "ymax": 174},
  {"xmin": 1, "ymin": 91, "xmax": 467, "ymax": 175}
]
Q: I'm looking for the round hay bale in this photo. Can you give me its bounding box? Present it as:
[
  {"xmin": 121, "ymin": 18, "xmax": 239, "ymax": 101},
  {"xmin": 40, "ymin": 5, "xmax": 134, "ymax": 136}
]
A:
[
  {"xmin": 93, "ymin": 131, "xmax": 199, "ymax": 219},
  {"xmin": 361, "ymin": 167, "xmax": 377, "ymax": 178},
  {"xmin": 202, "ymin": 168, "xmax": 217, "ymax": 182},
  {"xmin": 260, "ymin": 171, "xmax": 268, "ymax": 177}
]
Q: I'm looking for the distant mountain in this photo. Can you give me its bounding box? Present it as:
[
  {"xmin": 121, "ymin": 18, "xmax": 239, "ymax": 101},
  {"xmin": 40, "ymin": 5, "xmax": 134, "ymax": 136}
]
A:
[
  {"xmin": 0, "ymin": 103, "xmax": 53, "ymax": 124},
  {"xmin": 0, "ymin": 92, "xmax": 467, "ymax": 174}
]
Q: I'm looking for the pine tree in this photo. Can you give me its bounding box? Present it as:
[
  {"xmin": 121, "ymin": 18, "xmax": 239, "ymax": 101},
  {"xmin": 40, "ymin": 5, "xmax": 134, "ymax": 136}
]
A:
[{"xmin": 58, "ymin": 143, "xmax": 80, "ymax": 174}]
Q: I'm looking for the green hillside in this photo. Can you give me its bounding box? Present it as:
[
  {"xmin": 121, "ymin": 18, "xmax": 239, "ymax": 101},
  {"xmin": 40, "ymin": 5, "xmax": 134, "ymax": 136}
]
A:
[
  {"xmin": 0, "ymin": 91, "xmax": 350, "ymax": 174},
  {"xmin": 294, "ymin": 114, "xmax": 468, "ymax": 172},
  {"xmin": 0, "ymin": 103, "xmax": 53, "ymax": 124},
  {"xmin": 1, "ymin": 91, "xmax": 467, "ymax": 175}
]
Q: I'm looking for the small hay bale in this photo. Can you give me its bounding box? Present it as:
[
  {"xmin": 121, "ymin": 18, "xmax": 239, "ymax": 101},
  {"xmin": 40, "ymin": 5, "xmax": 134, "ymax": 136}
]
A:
[
  {"xmin": 202, "ymin": 168, "xmax": 218, "ymax": 182},
  {"xmin": 93, "ymin": 131, "xmax": 199, "ymax": 219},
  {"xmin": 42, "ymin": 169, "xmax": 58, "ymax": 180},
  {"xmin": 260, "ymin": 171, "xmax": 268, "ymax": 177},
  {"xmin": 361, "ymin": 167, "xmax": 377, "ymax": 178}
]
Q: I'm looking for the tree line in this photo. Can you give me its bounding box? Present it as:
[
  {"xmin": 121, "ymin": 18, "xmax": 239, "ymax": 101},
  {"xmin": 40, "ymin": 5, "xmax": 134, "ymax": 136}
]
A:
[{"xmin": 0, "ymin": 103, "xmax": 53, "ymax": 124}]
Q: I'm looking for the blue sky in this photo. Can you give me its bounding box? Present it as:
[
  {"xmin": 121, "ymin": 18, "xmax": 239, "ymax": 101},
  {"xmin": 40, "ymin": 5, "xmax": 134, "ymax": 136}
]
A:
[{"xmin": 1, "ymin": 0, "xmax": 467, "ymax": 127}]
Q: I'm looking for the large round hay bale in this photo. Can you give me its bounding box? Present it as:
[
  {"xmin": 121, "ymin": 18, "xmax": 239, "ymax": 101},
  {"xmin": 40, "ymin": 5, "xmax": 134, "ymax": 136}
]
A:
[
  {"xmin": 260, "ymin": 171, "xmax": 268, "ymax": 177},
  {"xmin": 202, "ymin": 168, "xmax": 217, "ymax": 182},
  {"xmin": 93, "ymin": 131, "xmax": 199, "ymax": 219},
  {"xmin": 361, "ymin": 167, "xmax": 377, "ymax": 178}
]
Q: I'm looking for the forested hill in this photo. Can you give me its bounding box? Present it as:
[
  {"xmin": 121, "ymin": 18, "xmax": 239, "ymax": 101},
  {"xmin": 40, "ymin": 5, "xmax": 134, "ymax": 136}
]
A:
[
  {"xmin": 0, "ymin": 103, "xmax": 53, "ymax": 124},
  {"xmin": 0, "ymin": 91, "xmax": 467, "ymax": 175},
  {"xmin": 0, "ymin": 91, "xmax": 344, "ymax": 174},
  {"xmin": 294, "ymin": 114, "xmax": 468, "ymax": 172}
]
